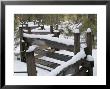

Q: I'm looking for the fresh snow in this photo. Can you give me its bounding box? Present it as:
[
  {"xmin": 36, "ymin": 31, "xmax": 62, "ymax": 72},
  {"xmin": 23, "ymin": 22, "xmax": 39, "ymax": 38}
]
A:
[
  {"xmin": 19, "ymin": 25, "xmax": 26, "ymax": 27},
  {"xmin": 31, "ymin": 28, "xmax": 50, "ymax": 33},
  {"xmin": 23, "ymin": 29, "xmax": 28, "ymax": 32},
  {"xmin": 53, "ymin": 30, "xmax": 59, "ymax": 32},
  {"xmin": 87, "ymin": 55, "xmax": 94, "ymax": 61},
  {"xmin": 14, "ymin": 58, "xmax": 27, "ymax": 72},
  {"xmin": 87, "ymin": 28, "xmax": 91, "ymax": 33},
  {"xmin": 74, "ymin": 29, "xmax": 79, "ymax": 33},
  {"xmin": 26, "ymin": 45, "xmax": 38, "ymax": 52},
  {"xmin": 46, "ymin": 49, "xmax": 86, "ymax": 76},
  {"xmin": 28, "ymin": 22, "xmax": 38, "ymax": 27},
  {"xmin": 23, "ymin": 33, "xmax": 74, "ymax": 46},
  {"xmin": 23, "ymin": 25, "xmax": 50, "ymax": 33}
]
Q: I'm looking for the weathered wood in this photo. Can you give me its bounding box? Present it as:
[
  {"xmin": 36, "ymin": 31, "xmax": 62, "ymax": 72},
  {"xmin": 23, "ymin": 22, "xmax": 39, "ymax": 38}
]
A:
[
  {"xmin": 26, "ymin": 51, "xmax": 37, "ymax": 76},
  {"xmin": 19, "ymin": 27, "xmax": 26, "ymax": 62},
  {"xmin": 35, "ymin": 58, "xmax": 60, "ymax": 69},
  {"xmin": 28, "ymin": 27, "xmax": 31, "ymax": 34},
  {"xmin": 88, "ymin": 61, "xmax": 94, "ymax": 76},
  {"xmin": 74, "ymin": 33, "xmax": 80, "ymax": 54},
  {"xmin": 25, "ymin": 23, "xmax": 28, "ymax": 30},
  {"xmin": 86, "ymin": 31, "xmax": 93, "ymax": 76},
  {"xmin": 41, "ymin": 25, "xmax": 44, "ymax": 30},
  {"xmin": 53, "ymin": 32, "xmax": 60, "ymax": 37},
  {"xmin": 86, "ymin": 31, "xmax": 92, "ymax": 55},
  {"xmin": 50, "ymin": 25, "xmax": 53, "ymax": 34}
]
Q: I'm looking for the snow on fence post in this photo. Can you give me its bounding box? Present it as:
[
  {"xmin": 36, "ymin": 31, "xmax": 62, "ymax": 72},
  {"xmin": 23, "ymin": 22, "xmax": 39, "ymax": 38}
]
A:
[
  {"xmin": 86, "ymin": 28, "xmax": 92, "ymax": 55},
  {"xmin": 26, "ymin": 50, "xmax": 37, "ymax": 76},
  {"xmin": 50, "ymin": 25, "xmax": 54, "ymax": 34},
  {"xmin": 74, "ymin": 29, "xmax": 80, "ymax": 55}
]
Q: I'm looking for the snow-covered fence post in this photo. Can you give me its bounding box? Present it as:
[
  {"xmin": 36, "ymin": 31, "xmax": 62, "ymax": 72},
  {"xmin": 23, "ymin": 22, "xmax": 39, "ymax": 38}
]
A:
[
  {"xmin": 74, "ymin": 29, "xmax": 80, "ymax": 55},
  {"xmin": 26, "ymin": 50, "xmax": 37, "ymax": 76},
  {"xmin": 50, "ymin": 25, "xmax": 54, "ymax": 34},
  {"xmin": 86, "ymin": 28, "xmax": 92, "ymax": 55}
]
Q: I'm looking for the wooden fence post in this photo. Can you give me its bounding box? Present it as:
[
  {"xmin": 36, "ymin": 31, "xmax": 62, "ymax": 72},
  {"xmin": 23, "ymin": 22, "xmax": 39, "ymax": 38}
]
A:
[
  {"xmin": 55, "ymin": 24, "xmax": 58, "ymax": 30},
  {"xmin": 74, "ymin": 29, "xmax": 80, "ymax": 55},
  {"xmin": 26, "ymin": 51, "xmax": 37, "ymax": 76},
  {"xmin": 86, "ymin": 28, "xmax": 94, "ymax": 76},
  {"xmin": 86, "ymin": 28, "xmax": 92, "ymax": 55},
  {"xmin": 33, "ymin": 20, "xmax": 36, "ymax": 25},
  {"xmin": 73, "ymin": 29, "xmax": 80, "ymax": 74},
  {"xmin": 25, "ymin": 23, "xmax": 28, "ymax": 30},
  {"xmin": 50, "ymin": 25, "xmax": 53, "ymax": 34},
  {"xmin": 19, "ymin": 25, "xmax": 26, "ymax": 62},
  {"xmin": 41, "ymin": 25, "xmax": 44, "ymax": 30},
  {"xmin": 28, "ymin": 27, "xmax": 31, "ymax": 34}
]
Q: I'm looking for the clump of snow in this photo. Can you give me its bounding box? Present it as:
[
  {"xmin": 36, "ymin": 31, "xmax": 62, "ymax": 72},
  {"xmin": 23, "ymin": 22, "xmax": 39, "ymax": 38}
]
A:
[
  {"xmin": 26, "ymin": 45, "xmax": 38, "ymax": 52},
  {"xmin": 80, "ymin": 44, "xmax": 87, "ymax": 49},
  {"xmin": 79, "ymin": 65, "xmax": 82, "ymax": 69},
  {"xmin": 31, "ymin": 28, "xmax": 50, "ymax": 32},
  {"xmin": 23, "ymin": 29, "xmax": 28, "ymax": 32},
  {"xmin": 87, "ymin": 55, "xmax": 94, "ymax": 61},
  {"xmin": 74, "ymin": 29, "xmax": 79, "ymax": 33},
  {"xmin": 22, "ymin": 40, "xmax": 24, "ymax": 42},
  {"xmin": 87, "ymin": 28, "xmax": 91, "ymax": 33},
  {"xmin": 53, "ymin": 30, "xmax": 59, "ymax": 32},
  {"xmin": 23, "ymin": 33, "xmax": 74, "ymax": 46},
  {"xmin": 19, "ymin": 25, "xmax": 26, "ymax": 27},
  {"xmin": 46, "ymin": 49, "xmax": 86, "ymax": 76}
]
